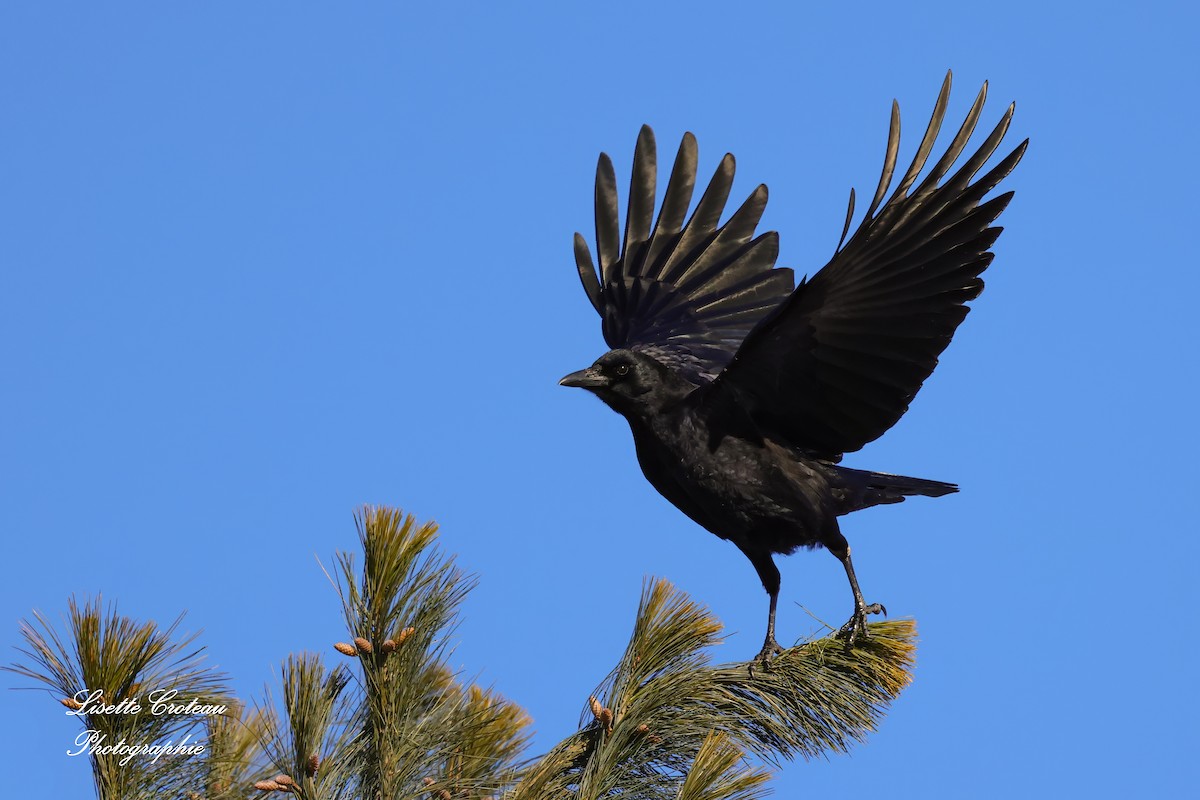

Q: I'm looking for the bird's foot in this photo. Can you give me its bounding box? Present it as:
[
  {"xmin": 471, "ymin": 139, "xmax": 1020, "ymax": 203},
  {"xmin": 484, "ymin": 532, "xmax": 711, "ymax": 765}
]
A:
[
  {"xmin": 756, "ymin": 637, "xmax": 784, "ymax": 663},
  {"xmin": 836, "ymin": 602, "xmax": 887, "ymax": 647},
  {"xmin": 749, "ymin": 637, "xmax": 784, "ymax": 673}
]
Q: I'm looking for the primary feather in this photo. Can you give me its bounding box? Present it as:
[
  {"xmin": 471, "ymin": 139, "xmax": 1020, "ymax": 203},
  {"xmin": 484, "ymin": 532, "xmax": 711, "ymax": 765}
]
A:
[
  {"xmin": 573, "ymin": 126, "xmax": 793, "ymax": 384},
  {"xmin": 707, "ymin": 74, "xmax": 1027, "ymax": 460}
]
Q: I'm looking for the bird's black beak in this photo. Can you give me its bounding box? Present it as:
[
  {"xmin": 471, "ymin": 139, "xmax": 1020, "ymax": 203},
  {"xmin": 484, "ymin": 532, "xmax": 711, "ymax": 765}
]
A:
[{"xmin": 559, "ymin": 367, "xmax": 606, "ymax": 389}]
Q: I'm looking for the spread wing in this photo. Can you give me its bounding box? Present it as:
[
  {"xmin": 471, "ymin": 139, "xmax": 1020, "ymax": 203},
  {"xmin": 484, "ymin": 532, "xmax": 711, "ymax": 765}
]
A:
[
  {"xmin": 573, "ymin": 126, "xmax": 795, "ymax": 384},
  {"xmin": 701, "ymin": 72, "xmax": 1028, "ymax": 460}
]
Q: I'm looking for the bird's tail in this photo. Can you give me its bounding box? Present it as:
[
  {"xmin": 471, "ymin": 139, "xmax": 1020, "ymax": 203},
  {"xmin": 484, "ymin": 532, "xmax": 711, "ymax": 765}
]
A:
[{"xmin": 834, "ymin": 466, "xmax": 958, "ymax": 513}]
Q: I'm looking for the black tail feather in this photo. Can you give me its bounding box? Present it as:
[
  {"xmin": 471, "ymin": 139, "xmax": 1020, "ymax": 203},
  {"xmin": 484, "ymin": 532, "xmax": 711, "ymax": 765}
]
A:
[{"xmin": 834, "ymin": 466, "xmax": 958, "ymax": 513}]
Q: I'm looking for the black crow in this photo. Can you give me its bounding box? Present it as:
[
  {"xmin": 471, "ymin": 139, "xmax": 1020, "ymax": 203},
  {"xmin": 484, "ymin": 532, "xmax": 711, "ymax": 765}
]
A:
[{"xmin": 560, "ymin": 73, "xmax": 1026, "ymax": 661}]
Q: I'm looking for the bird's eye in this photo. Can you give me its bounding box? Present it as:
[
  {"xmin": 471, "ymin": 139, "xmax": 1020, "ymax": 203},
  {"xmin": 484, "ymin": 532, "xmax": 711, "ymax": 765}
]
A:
[{"xmin": 616, "ymin": 364, "xmax": 631, "ymax": 377}]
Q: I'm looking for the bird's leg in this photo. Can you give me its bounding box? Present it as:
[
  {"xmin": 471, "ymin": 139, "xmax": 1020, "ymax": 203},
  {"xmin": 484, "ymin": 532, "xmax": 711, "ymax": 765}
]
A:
[
  {"xmin": 742, "ymin": 548, "xmax": 784, "ymax": 664},
  {"xmin": 828, "ymin": 538, "xmax": 886, "ymax": 646},
  {"xmin": 759, "ymin": 586, "xmax": 784, "ymax": 662}
]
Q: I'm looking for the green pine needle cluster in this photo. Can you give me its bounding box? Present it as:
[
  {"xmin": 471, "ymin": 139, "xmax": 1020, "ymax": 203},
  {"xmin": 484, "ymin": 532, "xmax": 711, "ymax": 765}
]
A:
[
  {"xmin": 6, "ymin": 596, "xmax": 231, "ymax": 800},
  {"xmin": 6, "ymin": 506, "xmax": 917, "ymax": 800},
  {"xmin": 324, "ymin": 506, "xmax": 531, "ymax": 800},
  {"xmin": 512, "ymin": 578, "xmax": 916, "ymax": 800},
  {"xmin": 200, "ymin": 702, "xmax": 268, "ymax": 799}
]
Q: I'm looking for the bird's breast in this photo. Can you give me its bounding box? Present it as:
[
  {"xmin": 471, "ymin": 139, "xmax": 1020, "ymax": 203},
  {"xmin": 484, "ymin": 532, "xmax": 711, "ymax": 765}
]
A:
[{"xmin": 628, "ymin": 411, "xmax": 802, "ymax": 537}]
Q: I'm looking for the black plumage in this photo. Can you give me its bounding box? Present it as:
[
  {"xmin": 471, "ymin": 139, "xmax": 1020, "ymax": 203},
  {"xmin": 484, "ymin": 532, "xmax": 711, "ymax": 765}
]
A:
[{"xmin": 560, "ymin": 73, "xmax": 1027, "ymax": 661}]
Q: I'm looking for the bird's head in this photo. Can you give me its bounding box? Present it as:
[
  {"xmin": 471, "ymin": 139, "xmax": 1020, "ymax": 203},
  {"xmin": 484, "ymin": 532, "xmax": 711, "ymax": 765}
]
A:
[{"xmin": 559, "ymin": 349, "xmax": 689, "ymax": 418}]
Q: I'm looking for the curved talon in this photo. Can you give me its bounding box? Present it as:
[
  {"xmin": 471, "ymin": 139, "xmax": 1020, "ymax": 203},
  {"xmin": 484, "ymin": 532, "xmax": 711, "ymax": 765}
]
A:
[
  {"xmin": 758, "ymin": 639, "xmax": 784, "ymax": 662},
  {"xmin": 837, "ymin": 602, "xmax": 887, "ymax": 647},
  {"xmin": 751, "ymin": 638, "xmax": 784, "ymax": 671}
]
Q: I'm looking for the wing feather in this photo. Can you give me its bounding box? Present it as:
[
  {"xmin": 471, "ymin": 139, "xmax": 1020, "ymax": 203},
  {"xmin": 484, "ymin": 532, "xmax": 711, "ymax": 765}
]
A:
[
  {"xmin": 573, "ymin": 233, "xmax": 603, "ymax": 314},
  {"xmin": 643, "ymin": 131, "xmax": 698, "ymax": 270},
  {"xmin": 623, "ymin": 126, "xmax": 657, "ymax": 276},
  {"xmin": 660, "ymin": 154, "xmax": 736, "ymax": 283},
  {"xmin": 672, "ymin": 186, "xmax": 770, "ymax": 292},
  {"xmin": 594, "ymin": 154, "xmax": 621, "ymax": 285},
  {"xmin": 700, "ymin": 72, "xmax": 1027, "ymax": 459},
  {"xmin": 574, "ymin": 127, "xmax": 792, "ymax": 384}
]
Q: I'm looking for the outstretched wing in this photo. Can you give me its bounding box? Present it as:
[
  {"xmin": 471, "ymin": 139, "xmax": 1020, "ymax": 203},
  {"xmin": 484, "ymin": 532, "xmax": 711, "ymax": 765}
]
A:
[
  {"xmin": 574, "ymin": 126, "xmax": 795, "ymax": 384},
  {"xmin": 702, "ymin": 72, "xmax": 1028, "ymax": 460}
]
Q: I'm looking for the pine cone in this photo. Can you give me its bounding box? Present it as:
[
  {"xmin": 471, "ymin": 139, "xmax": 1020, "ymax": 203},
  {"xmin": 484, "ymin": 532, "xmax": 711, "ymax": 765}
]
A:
[
  {"xmin": 588, "ymin": 696, "xmax": 613, "ymax": 732},
  {"xmin": 334, "ymin": 642, "xmax": 358, "ymax": 657}
]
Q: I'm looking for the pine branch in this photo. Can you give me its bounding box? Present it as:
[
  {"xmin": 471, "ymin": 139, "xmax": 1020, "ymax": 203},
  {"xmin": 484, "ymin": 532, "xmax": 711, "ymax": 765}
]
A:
[
  {"xmin": 705, "ymin": 617, "xmax": 916, "ymax": 761},
  {"xmin": 6, "ymin": 514, "xmax": 915, "ymax": 800},
  {"xmin": 199, "ymin": 702, "xmax": 268, "ymax": 800},
  {"xmin": 329, "ymin": 505, "xmax": 530, "ymax": 800},
  {"xmin": 3, "ymin": 596, "xmax": 230, "ymax": 800},
  {"xmin": 514, "ymin": 578, "xmax": 917, "ymax": 800},
  {"xmin": 255, "ymin": 653, "xmax": 357, "ymax": 800},
  {"xmin": 675, "ymin": 733, "xmax": 770, "ymax": 800}
]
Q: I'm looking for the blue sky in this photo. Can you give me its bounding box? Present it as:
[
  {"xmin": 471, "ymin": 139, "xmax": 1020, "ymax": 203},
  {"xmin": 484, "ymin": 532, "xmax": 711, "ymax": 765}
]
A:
[{"xmin": 2, "ymin": 3, "xmax": 1196, "ymax": 797}]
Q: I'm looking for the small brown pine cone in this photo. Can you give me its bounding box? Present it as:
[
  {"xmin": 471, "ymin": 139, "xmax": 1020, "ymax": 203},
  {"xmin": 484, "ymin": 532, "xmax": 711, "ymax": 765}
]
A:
[
  {"xmin": 273, "ymin": 774, "xmax": 295, "ymax": 787},
  {"xmin": 334, "ymin": 642, "xmax": 358, "ymax": 657},
  {"xmin": 396, "ymin": 626, "xmax": 416, "ymax": 645},
  {"xmin": 381, "ymin": 638, "xmax": 397, "ymax": 653},
  {"xmin": 253, "ymin": 779, "xmax": 281, "ymax": 791},
  {"xmin": 635, "ymin": 723, "xmax": 649, "ymax": 735},
  {"xmin": 436, "ymin": 791, "xmax": 452, "ymax": 800},
  {"xmin": 61, "ymin": 697, "xmax": 84, "ymax": 710},
  {"xmin": 588, "ymin": 696, "xmax": 613, "ymax": 731},
  {"xmin": 306, "ymin": 753, "xmax": 320, "ymax": 776},
  {"xmin": 353, "ymin": 636, "xmax": 374, "ymax": 655}
]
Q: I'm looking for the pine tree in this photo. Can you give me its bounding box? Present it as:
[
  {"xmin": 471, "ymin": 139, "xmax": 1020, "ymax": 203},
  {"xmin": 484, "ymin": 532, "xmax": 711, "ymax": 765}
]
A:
[{"xmin": 6, "ymin": 505, "xmax": 917, "ymax": 799}]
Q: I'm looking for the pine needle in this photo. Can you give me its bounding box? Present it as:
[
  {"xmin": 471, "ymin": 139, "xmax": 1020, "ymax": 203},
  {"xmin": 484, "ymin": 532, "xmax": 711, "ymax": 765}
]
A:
[
  {"xmin": 256, "ymin": 653, "xmax": 357, "ymax": 800},
  {"xmin": 3, "ymin": 596, "xmax": 230, "ymax": 800},
  {"xmin": 334, "ymin": 505, "xmax": 531, "ymax": 799},
  {"xmin": 676, "ymin": 732, "xmax": 771, "ymax": 800},
  {"xmin": 515, "ymin": 578, "xmax": 918, "ymax": 799},
  {"xmin": 5, "ymin": 511, "xmax": 916, "ymax": 800},
  {"xmin": 708, "ymin": 617, "xmax": 917, "ymax": 761}
]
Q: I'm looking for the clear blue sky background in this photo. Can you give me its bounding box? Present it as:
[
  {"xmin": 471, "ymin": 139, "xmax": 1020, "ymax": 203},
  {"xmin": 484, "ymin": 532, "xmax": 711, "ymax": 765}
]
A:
[{"xmin": 2, "ymin": 3, "xmax": 1196, "ymax": 797}]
